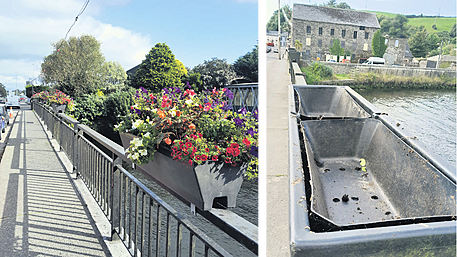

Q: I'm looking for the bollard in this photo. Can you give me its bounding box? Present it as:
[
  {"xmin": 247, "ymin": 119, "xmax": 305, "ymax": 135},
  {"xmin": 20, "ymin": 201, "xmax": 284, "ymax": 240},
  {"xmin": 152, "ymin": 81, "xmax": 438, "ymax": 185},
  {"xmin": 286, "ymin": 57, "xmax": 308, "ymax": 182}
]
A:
[{"xmin": 9, "ymin": 107, "xmax": 13, "ymax": 118}]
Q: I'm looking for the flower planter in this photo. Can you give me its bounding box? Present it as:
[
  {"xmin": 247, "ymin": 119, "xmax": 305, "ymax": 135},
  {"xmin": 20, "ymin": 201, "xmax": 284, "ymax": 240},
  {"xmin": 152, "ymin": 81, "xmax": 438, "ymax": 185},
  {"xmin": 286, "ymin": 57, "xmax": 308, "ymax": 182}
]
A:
[
  {"xmin": 120, "ymin": 133, "xmax": 247, "ymax": 211},
  {"xmin": 51, "ymin": 103, "xmax": 66, "ymax": 113}
]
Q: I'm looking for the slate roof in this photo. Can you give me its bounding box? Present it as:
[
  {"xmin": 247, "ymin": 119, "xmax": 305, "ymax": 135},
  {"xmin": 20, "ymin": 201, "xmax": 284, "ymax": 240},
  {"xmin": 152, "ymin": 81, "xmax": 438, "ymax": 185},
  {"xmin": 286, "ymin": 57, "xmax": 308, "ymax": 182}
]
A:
[
  {"xmin": 293, "ymin": 4, "xmax": 380, "ymax": 29},
  {"xmin": 404, "ymin": 42, "xmax": 413, "ymax": 58}
]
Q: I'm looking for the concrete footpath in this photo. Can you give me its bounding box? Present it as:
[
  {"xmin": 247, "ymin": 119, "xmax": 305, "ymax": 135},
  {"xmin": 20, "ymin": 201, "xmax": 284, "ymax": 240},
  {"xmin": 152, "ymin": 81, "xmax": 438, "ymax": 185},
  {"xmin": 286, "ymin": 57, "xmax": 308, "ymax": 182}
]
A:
[
  {"xmin": 266, "ymin": 52, "xmax": 292, "ymax": 256},
  {"xmin": 0, "ymin": 105, "xmax": 109, "ymax": 256}
]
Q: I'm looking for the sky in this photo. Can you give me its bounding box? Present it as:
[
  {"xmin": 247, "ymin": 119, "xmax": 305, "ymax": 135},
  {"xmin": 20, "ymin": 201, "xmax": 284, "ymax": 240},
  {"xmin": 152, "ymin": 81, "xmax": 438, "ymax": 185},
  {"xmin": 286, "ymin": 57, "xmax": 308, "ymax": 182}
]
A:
[
  {"xmin": 267, "ymin": 0, "xmax": 457, "ymax": 22},
  {"xmin": 0, "ymin": 0, "xmax": 258, "ymax": 92}
]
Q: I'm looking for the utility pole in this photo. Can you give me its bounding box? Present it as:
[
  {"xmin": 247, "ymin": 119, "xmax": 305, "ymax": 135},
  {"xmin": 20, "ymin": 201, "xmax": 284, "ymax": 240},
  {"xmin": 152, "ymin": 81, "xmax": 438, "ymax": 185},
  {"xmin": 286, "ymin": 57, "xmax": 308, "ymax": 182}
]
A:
[{"xmin": 278, "ymin": 0, "xmax": 281, "ymax": 60}]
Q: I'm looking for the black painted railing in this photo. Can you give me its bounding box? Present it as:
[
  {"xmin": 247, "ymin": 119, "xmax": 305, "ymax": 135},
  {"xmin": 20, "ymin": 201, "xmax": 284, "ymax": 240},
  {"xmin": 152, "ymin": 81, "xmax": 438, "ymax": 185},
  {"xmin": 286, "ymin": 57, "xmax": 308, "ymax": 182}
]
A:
[{"xmin": 226, "ymin": 84, "xmax": 258, "ymax": 112}]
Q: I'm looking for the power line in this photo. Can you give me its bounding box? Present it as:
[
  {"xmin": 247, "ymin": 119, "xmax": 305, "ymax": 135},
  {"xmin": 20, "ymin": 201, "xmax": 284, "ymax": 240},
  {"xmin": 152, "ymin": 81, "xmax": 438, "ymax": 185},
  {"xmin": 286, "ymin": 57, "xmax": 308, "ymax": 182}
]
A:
[{"xmin": 65, "ymin": 0, "xmax": 91, "ymax": 40}]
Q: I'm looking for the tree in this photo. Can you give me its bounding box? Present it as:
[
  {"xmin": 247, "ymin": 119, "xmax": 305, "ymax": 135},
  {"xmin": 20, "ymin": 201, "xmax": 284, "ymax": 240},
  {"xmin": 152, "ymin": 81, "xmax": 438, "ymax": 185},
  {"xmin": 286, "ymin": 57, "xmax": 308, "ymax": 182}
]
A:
[
  {"xmin": 320, "ymin": 0, "xmax": 351, "ymax": 9},
  {"xmin": 0, "ymin": 83, "xmax": 6, "ymax": 97},
  {"xmin": 371, "ymin": 30, "xmax": 388, "ymax": 57},
  {"xmin": 190, "ymin": 58, "xmax": 236, "ymax": 90},
  {"xmin": 41, "ymin": 35, "xmax": 106, "ymax": 99},
  {"xmin": 329, "ymin": 39, "xmax": 344, "ymax": 62},
  {"xmin": 233, "ymin": 46, "xmax": 258, "ymax": 82},
  {"xmin": 336, "ymin": 2, "xmax": 351, "ymax": 9},
  {"xmin": 426, "ymin": 33, "xmax": 440, "ymax": 53},
  {"xmin": 379, "ymin": 14, "xmax": 411, "ymax": 38},
  {"xmin": 295, "ymin": 40, "xmax": 303, "ymax": 52},
  {"xmin": 450, "ymin": 23, "xmax": 456, "ymax": 38},
  {"xmin": 409, "ymin": 26, "xmax": 428, "ymax": 58},
  {"xmin": 266, "ymin": 5, "xmax": 292, "ymax": 32},
  {"xmin": 101, "ymin": 61, "xmax": 127, "ymax": 87},
  {"xmin": 132, "ymin": 43, "xmax": 186, "ymax": 93}
]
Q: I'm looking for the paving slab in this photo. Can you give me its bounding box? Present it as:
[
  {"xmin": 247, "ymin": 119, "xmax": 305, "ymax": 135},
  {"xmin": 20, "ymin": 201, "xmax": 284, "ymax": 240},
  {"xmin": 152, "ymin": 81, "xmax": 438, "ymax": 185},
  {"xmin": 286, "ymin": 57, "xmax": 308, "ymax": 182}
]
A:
[{"xmin": 0, "ymin": 106, "xmax": 108, "ymax": 256}]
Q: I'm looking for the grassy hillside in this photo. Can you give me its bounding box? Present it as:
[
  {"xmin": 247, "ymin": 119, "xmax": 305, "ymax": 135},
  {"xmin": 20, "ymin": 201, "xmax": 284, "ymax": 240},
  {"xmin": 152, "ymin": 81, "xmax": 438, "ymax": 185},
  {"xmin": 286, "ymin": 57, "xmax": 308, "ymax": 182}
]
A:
[{"xmin": 363, "ymin": 10, "xmax": 456, "ymax": 33}]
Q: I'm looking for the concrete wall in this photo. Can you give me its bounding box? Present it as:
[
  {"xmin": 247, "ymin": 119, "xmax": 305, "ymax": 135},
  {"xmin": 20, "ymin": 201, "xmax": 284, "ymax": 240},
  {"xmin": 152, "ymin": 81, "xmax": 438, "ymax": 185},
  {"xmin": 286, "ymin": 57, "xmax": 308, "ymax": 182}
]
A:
[{"xmin": 323, "ymin": 62, "xmax": 456, "ymax": 78}]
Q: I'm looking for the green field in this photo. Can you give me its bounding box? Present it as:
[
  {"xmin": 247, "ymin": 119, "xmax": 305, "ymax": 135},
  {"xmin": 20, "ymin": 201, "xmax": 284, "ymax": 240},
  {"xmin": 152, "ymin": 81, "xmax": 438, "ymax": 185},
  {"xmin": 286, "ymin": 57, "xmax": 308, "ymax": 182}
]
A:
[{"xmin": 362, "ymin": 10, "xmax": 456, "ymax": 33}]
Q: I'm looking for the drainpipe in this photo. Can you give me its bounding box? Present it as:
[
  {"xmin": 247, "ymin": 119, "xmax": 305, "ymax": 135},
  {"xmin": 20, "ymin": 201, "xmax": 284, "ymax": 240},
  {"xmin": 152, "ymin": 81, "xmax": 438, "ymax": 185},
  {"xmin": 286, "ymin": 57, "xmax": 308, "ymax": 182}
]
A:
[{"xmin": 278, "ymin": 0, "xmax": 281, "ymax": 60}]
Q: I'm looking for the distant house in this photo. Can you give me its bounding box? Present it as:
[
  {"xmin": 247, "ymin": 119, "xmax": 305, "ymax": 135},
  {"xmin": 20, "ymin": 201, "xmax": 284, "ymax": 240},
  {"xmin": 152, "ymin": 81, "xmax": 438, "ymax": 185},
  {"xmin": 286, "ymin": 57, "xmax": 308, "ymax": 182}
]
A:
[
  {"xmin": 425, "ymin": 55, "xmax": 457, "ymax": 69},
  {"xmin": 383, "ymin": 38, "xmax": 414, "ymax": 66},
  {"xmin": 266, "ymin": 30, "xmax": 289, "ymax": 47},
  {"xmin": 292, "ymin": 3, "xmax": 380, "ymax": 61}
]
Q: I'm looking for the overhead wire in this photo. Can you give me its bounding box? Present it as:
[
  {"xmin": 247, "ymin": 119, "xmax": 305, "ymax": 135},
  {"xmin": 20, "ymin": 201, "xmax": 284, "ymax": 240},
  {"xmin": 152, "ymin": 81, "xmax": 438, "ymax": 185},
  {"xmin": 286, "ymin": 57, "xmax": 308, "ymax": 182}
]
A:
[{"xmin": 64, "ymin": 0, "xmax": 91, "ymax": 40}]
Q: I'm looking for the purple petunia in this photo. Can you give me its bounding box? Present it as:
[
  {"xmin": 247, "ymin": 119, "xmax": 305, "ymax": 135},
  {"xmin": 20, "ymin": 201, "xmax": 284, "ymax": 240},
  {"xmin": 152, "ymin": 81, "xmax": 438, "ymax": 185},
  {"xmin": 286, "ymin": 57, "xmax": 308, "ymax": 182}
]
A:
[
  {"xmin": 234, "ymin": 117, "xmax": 245, "ymax": 127},
  {"xmin": 186, "ymin": 81, "xmax": 191, "ymax": 88},
  {"xmin": 252, "ymin": 109, "xmax": 258, "ymax": 120},
  {"xmin": 140, "ymin": 87, "xmax": 148, "ymax": 94},
  {"xmin": 222, "ymin": 103, "xmax": 232, "ymax": 111},
  {"xmin": 238, "ymin": 107, "xmax": 247, "ymax": 115},
  {"xmin": 135, "ymin": 109, "xmax": 141, "ymax": 115},
  {"xmin": 250, "ymin": 145, "xmax": 258, "ymax": 158},
  {"xmin": 225, "ymin": 89, "xmax": 234, "ymax": 99},
  {"xmin": 246, "ymin": 127, "xmax": 257, "ymax": 137}
]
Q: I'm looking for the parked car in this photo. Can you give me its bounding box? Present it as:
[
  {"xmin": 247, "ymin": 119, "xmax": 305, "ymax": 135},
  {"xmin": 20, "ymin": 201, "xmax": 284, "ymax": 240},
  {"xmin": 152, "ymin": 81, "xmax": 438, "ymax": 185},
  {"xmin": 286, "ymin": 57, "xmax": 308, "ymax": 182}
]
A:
[
  {"xmin": 273, "ymin": 48, "xmax": 278, "ymax": 53},
  {"xmin": 362, "ymin": 57, "xmax": 385, "ymax": 65},
  {"xmin": 0, "ymin": 104, "xmax": 9, "ymax": 133}
]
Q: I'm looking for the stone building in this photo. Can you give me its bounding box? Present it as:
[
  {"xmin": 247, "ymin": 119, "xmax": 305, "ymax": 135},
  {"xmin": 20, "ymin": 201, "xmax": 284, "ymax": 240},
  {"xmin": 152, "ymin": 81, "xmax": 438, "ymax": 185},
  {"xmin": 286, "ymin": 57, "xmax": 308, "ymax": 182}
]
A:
[
  {"xmin": 292, "ymin": 4, "xmax": 380, "ymax": 61},
  {"xmin": 383, "ymin": 38, "xmax": 414, "ymax": 66}
]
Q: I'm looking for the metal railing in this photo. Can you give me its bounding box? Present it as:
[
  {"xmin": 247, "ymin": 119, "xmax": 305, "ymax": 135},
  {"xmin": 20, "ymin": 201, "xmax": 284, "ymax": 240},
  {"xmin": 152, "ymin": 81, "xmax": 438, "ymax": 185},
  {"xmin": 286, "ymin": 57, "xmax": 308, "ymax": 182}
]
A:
[
  {"xmin": 32, "ymin": 102, "xmax": 244, "ymax": 257},
  {"xmin": 226, "ymin": 84, "xmax": 258, "ymax": 112}
]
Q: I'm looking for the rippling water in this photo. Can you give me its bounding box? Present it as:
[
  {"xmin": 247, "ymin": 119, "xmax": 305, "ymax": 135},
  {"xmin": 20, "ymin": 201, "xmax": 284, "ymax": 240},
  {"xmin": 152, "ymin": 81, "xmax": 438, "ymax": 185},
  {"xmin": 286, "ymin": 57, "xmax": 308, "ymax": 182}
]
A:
[{"xmin": 357, "ymin": 88, "xmax": 456, "ymax": 165}]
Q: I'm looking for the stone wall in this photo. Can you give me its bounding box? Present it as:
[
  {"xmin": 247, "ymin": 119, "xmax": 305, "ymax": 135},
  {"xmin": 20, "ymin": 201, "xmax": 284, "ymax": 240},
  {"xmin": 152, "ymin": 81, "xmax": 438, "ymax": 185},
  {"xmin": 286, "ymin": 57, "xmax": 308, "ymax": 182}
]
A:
[
  {"xmin": 292, "ymin": 19, "xmax": 377, "ymax": 60},
  {"xmin": 323, "ymin": 62, "xmax": 456, "ymax": 78}
]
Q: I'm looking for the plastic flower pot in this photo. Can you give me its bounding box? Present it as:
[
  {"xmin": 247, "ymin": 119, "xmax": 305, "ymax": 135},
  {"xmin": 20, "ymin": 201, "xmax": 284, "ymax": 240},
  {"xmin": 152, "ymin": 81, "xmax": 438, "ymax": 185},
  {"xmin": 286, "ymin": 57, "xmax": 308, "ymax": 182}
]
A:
[
  {"xmin": 120, "ymin": 133, "xmax": 247, "ymax": 211},
  {"xmin": 51, "ymin": 103, "xmax": 66, "ymax": 113}
]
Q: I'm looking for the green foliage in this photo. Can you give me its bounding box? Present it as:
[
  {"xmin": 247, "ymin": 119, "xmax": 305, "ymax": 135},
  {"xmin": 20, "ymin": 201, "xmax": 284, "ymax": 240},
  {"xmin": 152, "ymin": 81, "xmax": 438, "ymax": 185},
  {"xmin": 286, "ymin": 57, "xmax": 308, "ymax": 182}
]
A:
[
  {"xmin": 352, "ymin": 72, "xmax": 456, "ymax": 89},
  {"xmin": 329, "ymin": 39, "xmax": 344, "ymax": 59},
  {"xmin": 426, "ymin": 33, "xmax": 440, "ymax": 53},
  {"xmin": 266, "ymin": 5, "xmax": 291, "ymax": 32},
  {"xmin": 295, "ymin": 40, "xmax": 303, "ymax": 52},
  {"xmin": 450, "ymin": 23, "xmax": 456, "ymax": 38},
  {"xmin": 320, "ymin": 0, "xmax": 351, "ymax": 9},
  {"xmin": 181, "ymin": 72, "xmax": 203, "ymax": 92},
  {"xmin": 407, "ymin": 17, "xmax": 456, "ymax": 34},
  {"xmin": 71, "ymin": 93, "xmax": 105, "ymax": 130},
  {"xmin": 101, "ymin": 61, "xmax": 127, "ymax": 88},
  {"xmin": 25, "ymin": 85, "xmax": 51, "ymax": 98},
  {"xmin": 379, "ymin": 14, "xmax": 412, "ymax": 38},
  {"xmin": 0, "ymin": 83, "xmax": 7, "ymax": 97},
  {"xmin": 233, "ymin": 46, "xmax": 258, "ymax": 82},
  {"xmin": 42, "ymin": 35, "xmax": 106, "ymax": 98},
  {"xmin": 301, "ymin": 62, "xmax": 333, "ymax": 84},
  {"xmin": 132, "ymin": 43, "xmax": 186, "ymax": 93},
  {"xmin": 409, "ymin": 26, "xmax": 429, "ymax": 58},
  {"xmin": 372, "ymin": 30, "xmax": 388, "ymax": 57},
  {"xmin": 190, "ymin": 58, "xmax": 236, "ymax": 90}
]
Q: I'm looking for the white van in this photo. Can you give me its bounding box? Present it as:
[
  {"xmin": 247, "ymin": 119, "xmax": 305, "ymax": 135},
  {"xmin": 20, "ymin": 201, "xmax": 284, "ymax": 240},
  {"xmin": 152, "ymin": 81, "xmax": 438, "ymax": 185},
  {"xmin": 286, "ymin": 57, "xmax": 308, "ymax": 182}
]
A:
[
  {"xmin": 6, "ymin": 95, "xmax": 20, "ymax": 109},
  {"xmin": 363, "ymin": 57, "xmax": 385, "ymax": 65}
]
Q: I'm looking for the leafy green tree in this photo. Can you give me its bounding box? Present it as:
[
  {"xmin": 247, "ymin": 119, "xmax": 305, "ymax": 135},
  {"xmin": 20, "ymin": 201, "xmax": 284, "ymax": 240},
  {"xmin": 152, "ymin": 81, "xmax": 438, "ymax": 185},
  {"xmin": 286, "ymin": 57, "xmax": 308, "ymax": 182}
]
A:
[
  {"xmin": 0, "ymin": 83, "xmax": 6, "ymax": 97},
  {"xmin": 101, "ymin": 61, "xmax": 127, "ymax": 87},
  {"xmin": 372, "ymin": 30, "xmax": 388, "ymax": 57},
  {"xmin": 450, "ymin": 23, "xmax": 456, "ymax": 38},
  {"xmin": 336, "ymin": 2, "xmax": 351, "ymax": 9},
  {"xmin": 233, "ymin": 46, "xmax": 258, "ymax": 82},
  {"xmin": 409, "ymin": 26, "xmax": 429, "ymax": 58},
  {"xmin": 426, "ymin": 33, "xmax": 440, "ymax": 53},
  {"xmin": 320, "ymin": 0, "xmax": 351, "ymax": 9},
  {"xmin": 321, "ymin": 0, "xmax": 337, "ymax": 7},
  {"xmin": 295, "ymin": 40, "xmax": 303, "ymax": 52},
  {"xmin": 329, "ymin": 39, "xmax": 344, "ymax": 62},
  {"xmin": 41, "ymin": 35, "xmax": 106, "ymax": 99},
  {"xmin": 266, "ymin": 5, "xmax": 291, "ymax": 32},
  {"xmin": 379, "ymin": 14, "xmax": 411, "ymax": 38},
  {"xmin": 191, "ymin": 58, "xmax": 236, "ymax": 90},
  {"xmin": 132, "ymin": 43, "xmax": 187, "ymax": 93},
  {"xmin": 181, "ymin": 72, "xmax": 203, "ymax": 92}
]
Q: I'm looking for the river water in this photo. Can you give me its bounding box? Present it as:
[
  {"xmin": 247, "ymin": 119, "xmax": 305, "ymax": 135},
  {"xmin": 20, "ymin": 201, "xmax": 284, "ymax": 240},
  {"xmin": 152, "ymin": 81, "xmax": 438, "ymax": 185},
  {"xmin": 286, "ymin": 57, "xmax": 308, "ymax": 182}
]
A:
[{"xmin": 357, "ymin": 88, "xmax": 456, "ymax": 166}]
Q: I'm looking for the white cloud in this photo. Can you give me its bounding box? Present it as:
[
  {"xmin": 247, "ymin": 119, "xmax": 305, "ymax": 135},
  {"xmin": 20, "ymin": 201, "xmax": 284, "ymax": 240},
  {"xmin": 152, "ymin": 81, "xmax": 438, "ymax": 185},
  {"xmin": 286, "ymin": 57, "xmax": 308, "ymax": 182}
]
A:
[{"xmin": 0, "ymin": 0, "xmax": 152, "ymax": 91}]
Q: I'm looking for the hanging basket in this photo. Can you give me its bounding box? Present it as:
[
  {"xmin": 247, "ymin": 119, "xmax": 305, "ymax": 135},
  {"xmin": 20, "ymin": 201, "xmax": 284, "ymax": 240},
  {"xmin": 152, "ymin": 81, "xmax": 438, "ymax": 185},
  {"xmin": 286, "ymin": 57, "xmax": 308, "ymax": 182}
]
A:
[{"xmin": 120, "ymin": 133, "xmax": 247, "ymax": 211}]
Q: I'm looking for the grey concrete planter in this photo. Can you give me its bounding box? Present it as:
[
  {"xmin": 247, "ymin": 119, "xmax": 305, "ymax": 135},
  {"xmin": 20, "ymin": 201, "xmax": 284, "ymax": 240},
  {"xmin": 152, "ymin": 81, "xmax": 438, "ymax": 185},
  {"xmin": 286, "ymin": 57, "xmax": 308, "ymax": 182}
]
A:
[
  {"xmin": 120, "ymin": 133, "xmax": 246, "ymax": 211},
  {"xmin": 289, "ymin": 85, "xmax": 456, "ymax": 256},
  {"xmin": 51, "ymin": 103, "xmax": 66, "ymax": 113}
]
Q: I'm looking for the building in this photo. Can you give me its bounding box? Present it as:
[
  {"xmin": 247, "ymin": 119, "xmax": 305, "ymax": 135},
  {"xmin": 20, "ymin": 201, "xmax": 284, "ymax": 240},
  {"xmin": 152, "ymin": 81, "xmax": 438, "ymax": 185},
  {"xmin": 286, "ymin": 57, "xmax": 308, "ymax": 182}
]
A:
[
  {"xmin": 292, "ymin": 4, "xmax": 380, "ymax": 61},
  {"xmin": 383, "ymin": 37, "xmax": 414, "ymax": 66},
  {"xmin": 266, "ymin": 30, "xmax": 289, "ymax": 47}
]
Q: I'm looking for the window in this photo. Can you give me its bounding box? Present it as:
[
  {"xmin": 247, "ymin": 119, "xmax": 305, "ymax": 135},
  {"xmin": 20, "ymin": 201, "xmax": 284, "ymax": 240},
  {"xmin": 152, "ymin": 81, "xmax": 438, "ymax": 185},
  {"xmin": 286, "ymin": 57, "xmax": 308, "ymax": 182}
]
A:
[
  {"xmin": 330, "ymin": 29, "xmax": 335, "ymax": 36},
  {"xmin": 341, "ymin": 41, "xmax": 345, "ymax": 48},
  {"xmin": 360, "ymin": 26, "xmax": 365, "ymax": 30},
  {"xmin": 365, "ymin": 32, "xmax": 369, "ymax": 39},
  {"xmin": 363, "ymin": 43, "xmax": 368, "ymax": 51},
  {"xmin": 395, "ymin": 40, "xmax": 399, "ymax": 47},
  {"xmin": 318, "ymin": 52, "xmax": 322, "ymax": 58},
  {"xmin": 353, "ymin": 31, "xmax": 357, "ymax": 39},
  {"xmin": 319, "ymin": 27, "xmax": 323, "ymax": 35},
  {"xmin": 352, "ymin": 42, "xmax": 357, "ymax": 50},
  {"xmin": 307, "ymin": 26, "xmax": 311, "ymax": 33},
  {"xmin": 318, "ymin": 39, "xmax": 322, "ymax": 47},
  {"xmin": 352, "ymin": 54, "xmax": 356, "ymax": 60},
  {"xmin": 306, "ymin": 38, "xmax": 311, "ymax": 46},
  {"xmin": 342, "ymin": 30, "xmax": 346, "ymax": 38},
  {"xmin": 385, "ymin": 38, "xmax": 388, "ymax": 44},
  {"xmin": 306, "ymin": 50, "xmax": 310, "ymax": 56}
]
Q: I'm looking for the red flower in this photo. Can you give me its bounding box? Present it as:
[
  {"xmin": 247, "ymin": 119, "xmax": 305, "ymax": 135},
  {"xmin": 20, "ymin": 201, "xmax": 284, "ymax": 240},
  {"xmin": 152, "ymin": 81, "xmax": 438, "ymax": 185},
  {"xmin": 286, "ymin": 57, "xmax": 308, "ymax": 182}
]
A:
[
  {"xmin": 232, "ymin": 148, "xmax": 240, "ymax": 157},
  {"xmin": 226, "ymin": 147, "xmax": 233, "ymax": 155},
  {"xmin": 189, "ymin": 160, "xmax": 193, "ymax": 165},
  {"xmin": 242, "ymin": 138, "xmax": 251, "ymax": 146},
  {"xmin": 201, "ymin": 155, "xmax": 208, "ymax": 161},
  {"xmin": 185, "ymin": 142, "xmax": 192, "ymax": 149},
  {"xmin": 164, "ymin": 138, "xmax": 172, "ymax": 145},
  {"xmin": 205, "ymin": 148, "xmax": 209, "ymax": 152},
  {"xmin": 225, "ymin": 158, "xmax": 231, "ymax": 163},
  {"xmin": 230, "ymin": 143, "xmax": 239, "ymax": 149},
  {"xmin": 196, "ymin": 155, "xmax": 201, "ymax": 161},
  {"xmin": 212, "ymin": 155, "xmax": 218, "ymax": 161}
]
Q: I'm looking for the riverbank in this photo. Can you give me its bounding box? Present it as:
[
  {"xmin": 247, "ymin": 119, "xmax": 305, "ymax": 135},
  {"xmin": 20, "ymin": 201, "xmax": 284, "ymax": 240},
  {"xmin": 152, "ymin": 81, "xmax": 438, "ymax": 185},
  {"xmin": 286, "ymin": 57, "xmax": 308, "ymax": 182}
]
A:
[{"xmin": 319, "ymin": 72, "xmax": 456, "ymax": 89}]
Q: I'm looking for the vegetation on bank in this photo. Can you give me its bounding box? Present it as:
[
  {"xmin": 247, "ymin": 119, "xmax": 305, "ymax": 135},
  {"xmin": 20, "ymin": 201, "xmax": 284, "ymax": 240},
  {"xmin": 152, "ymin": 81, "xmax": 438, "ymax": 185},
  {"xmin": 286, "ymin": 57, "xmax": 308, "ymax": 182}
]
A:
[
  {"xmin": 300, "ymin": 62, "xmax": 333, "ymax": 85},
  {"xmin": 351, "ymin": 72, "xmax": 456, "ymax": 89}
]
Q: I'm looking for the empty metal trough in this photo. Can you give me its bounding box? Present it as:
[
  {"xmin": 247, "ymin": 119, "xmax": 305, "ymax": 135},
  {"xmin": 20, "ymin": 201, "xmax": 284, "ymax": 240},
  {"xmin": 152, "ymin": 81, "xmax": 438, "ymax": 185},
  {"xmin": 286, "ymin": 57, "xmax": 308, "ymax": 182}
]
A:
[{"xmin": 289, "ymin": 85, "xmax": 456, "ymax": 256}]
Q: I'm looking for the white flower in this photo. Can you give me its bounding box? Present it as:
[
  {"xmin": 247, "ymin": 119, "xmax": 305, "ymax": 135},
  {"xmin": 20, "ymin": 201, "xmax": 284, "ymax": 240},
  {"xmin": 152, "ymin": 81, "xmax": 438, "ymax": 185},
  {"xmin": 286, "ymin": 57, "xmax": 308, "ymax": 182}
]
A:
[
  {"xmin": 144, "ymin": 132, "xmax": 151, "ymax": 138},
  {"xmin": 132, "ymin": 119, "xmax": 144, "ymax": 129},
  {"xmin": 170, "ymin": 108, "xmax": 177, "ymax": 117},
  {"xmin": 185, "ymin": 99, "xmax": 193, "ymax": 105},
  {"xmin": 139, "ymin": 149, "xmax": 148, "ymax": 156},
  {"xmin": 131, "ymin": 137, "xmax": 143, "ymax": 148}
]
